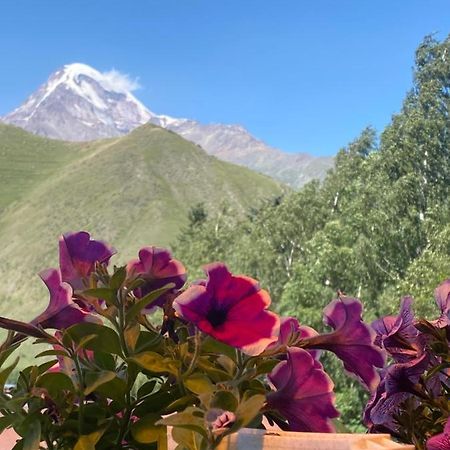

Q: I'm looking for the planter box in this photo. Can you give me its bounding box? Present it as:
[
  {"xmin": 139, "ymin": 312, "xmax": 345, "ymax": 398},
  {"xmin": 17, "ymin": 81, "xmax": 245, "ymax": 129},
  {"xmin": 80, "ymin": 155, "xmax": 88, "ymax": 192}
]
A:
[{"xmin": 167, "ymin": 428, "xmax": 415, "ymax": 450}]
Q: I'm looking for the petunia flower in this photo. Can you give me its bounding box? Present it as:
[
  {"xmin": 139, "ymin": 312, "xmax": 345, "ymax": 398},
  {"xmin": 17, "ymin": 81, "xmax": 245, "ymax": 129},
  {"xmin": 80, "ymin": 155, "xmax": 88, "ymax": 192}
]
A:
[
  {"xmin": 265, "ymin": 317, "xmax": 301, "ymax": 352},
  {"xmin": 32, "ymin": 268, "xmax": 96, "ymax": 329},
  {"xmin": 127, "ymin": 246, "xmax": 187, "ymax": 307},
  {"xmin": 206, "ymin": 410, "xmax": 237, "ymax": 435},
  {"xmin": 371, "ymin": 296, "xmax": 420, "ymax": 362},
  {"xmin": 426, "ymin": 416, "xmax": 450, "ymax": 450},
  {"xmin": 59, "ymin": 231, "xmax": 116, "ymax": 290},
  {"xmin": 173, "ymin": 263, "xmax": 280, "ymax": 356},
  {"xmin": 299, "ymin": 297, "xmax": 385, "ymax": 391},
  {"xmin": 365, "ymin": 353, "xmax": 433, "ymax": 434},
  {"xmin": 432, "ymin": 279, "xmax": 450, "ymax": 328},
  {"xmin": 267, "ymin": 347, "xmax": 339, "ymax": 432}
]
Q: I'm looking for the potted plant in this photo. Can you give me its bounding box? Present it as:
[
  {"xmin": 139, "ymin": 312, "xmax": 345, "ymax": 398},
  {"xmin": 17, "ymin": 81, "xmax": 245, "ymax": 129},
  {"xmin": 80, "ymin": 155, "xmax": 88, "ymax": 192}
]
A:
[{"xmin": 0, "ymin": 231, "xmax": 446, "ymax": 449}]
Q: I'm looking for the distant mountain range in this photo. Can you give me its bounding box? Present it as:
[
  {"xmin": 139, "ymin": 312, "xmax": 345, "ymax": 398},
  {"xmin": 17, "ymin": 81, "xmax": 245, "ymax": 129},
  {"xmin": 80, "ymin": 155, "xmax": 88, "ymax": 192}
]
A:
[
  {"xmin": 2, "ymin": 63, "xmax": 334, "ymax": 188},
  {"xmin": 0, "ymin": 122, "xmax": 284, "ymax": 323}
]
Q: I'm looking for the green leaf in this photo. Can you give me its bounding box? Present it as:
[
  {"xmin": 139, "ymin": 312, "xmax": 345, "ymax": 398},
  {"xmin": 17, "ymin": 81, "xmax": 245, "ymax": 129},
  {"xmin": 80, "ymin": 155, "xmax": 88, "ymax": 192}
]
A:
[
  {"xmin": 129, "ymin": 352, "xmax": 179, "ymax": 375},
  {"xmin": 131, "ymin": 413, "xmax": 165, "ymax": 444},
  {"xmin": 233, "ymin": 394, "xmax": 265, "ymax": 429},
  {"xmin": 0, "ymin": 342, "xmax": 22, "ymax": 368},
  {"xmin": 110, "ymin": 266, "xmax": 127, "ymax": 289},
  {"xmin": 164, "ymin": 395, "xmax": 198, "ymax": 414},
  {"xmin": 74, "ymin": 426, "xmax": 106, "ymax": 450},
  {"xmin": 65, "ymin": 323, "xmax": 122, "ymax": 355},
  {"xmin": 124, "ymin": 322, "xmax": 141, "ymax": 352},
  {"xmin": 22, "ymin": 419, "xmax": 41, "ymax": 450},
  {"xmin": 0, "ymin": 357, "xmax": 19, "ymax": 392},
  {"xmin": 84, "ymin": 370, "xmax": 117, "ymax": 395},
  {"xmin": 156, "ymin": 408, "xmax": 207, "ymax": 438},
  {"xmin": 172, "ymin": 426, "xmax": 204, "ymax": 450},
  {"xmin": 137, "ymin": 380, "xmax": 158, "ymax": 397},
  {"xmin": 0, "ymin": 414, "xmax": 16, "ymax": 433},
  {"xmin": 35, "ymin": 349, "xmax": 67, "ymax": 359},
  {"xmin": 126, "ymin": 284, "xmax": 174, "ymax": 322},
  {"xmin": 201, "ymin": 336, "xmax": 236, "ymax": 361},
  {"xmin": 93, "ymin": 376, "xmax": 127, "ymax": 406},
  {"xmin": 81, "ymin": 288, "xmax": 116, "ymax": 306},
  {"xmin": 210, "ymin": 391, "xmax": 238, "ymax": 412},
  {"xmin": 35, "ymin": 372, "xmax": 75, "ymax": 396},
  {"xmin": 184, "ymin": 373, "xmax": 214, "ymax": 395}
]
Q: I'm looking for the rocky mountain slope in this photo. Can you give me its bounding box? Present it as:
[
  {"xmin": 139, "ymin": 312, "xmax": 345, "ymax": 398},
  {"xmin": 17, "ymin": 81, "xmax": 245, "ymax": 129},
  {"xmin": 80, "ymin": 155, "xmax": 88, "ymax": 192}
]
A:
[{"xmin": 2, "ymin": 63, "xmax": 333, "ymax": 188}]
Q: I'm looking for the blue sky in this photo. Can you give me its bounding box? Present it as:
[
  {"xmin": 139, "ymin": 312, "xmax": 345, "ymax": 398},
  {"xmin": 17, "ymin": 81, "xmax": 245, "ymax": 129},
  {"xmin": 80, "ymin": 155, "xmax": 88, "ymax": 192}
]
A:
[{"xmin": 1, "ymin": 0, "xmax": 449, "ymax": 156}]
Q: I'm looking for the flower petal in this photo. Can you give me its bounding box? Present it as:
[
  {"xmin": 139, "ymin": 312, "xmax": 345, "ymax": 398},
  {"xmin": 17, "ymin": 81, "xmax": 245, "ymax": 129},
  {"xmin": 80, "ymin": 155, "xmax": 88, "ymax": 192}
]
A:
[
  {"xmin": 60, "ymin": 231, "xmax": 115, "ymax": 290},
  {"xmin": 267, "ymin": 347, "xmax": 339, "ymax": 432},
  {"xmin": 301, "ymin": 297, "xmax": 385, "ymax": 391}
]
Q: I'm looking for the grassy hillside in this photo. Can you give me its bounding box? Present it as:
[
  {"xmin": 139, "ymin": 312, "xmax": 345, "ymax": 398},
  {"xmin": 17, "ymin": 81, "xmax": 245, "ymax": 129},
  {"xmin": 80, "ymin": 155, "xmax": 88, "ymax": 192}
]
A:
[{"xmin": 0, "ymin": 123, "xmax": 284, "ymax": 323}]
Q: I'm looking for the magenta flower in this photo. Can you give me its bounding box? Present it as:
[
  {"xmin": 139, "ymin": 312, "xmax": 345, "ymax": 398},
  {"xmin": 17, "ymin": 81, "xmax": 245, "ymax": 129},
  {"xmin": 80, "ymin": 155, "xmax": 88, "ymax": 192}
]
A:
[
  {"xmin": 266, "ymin": 317, "xmax": 301, "ymax": 351},
  {"xmin": 173, "ymin": 263, "xmax": 280, "ymax": 356},
  {"xmin": 59, "ymin": 231, "xmax": 116, "ymax": 290},
  {"xmin": 372, "ymin": 296, "xmax": 420, "ymax": 362},
  {"xmin": 432, "ymin": 279, "xmax": 450, "ymax": 328},
  {"xmin": 300, "ymin": 297, "xmax": 385, "ymax": 391},
  {"xmin": 32, "ymin": 268, "xmax": 95, "ymax": 329},
  {"xmin": 267, "ymin": 347, "xmax": 339, "ymax": 432},
  {"xmin": 427, "ymin": 417, "xmax": 450, "ymax": 450},
  {"xmin": 127, "ymin": 246, "xmax": 187, "ymax": 304}
]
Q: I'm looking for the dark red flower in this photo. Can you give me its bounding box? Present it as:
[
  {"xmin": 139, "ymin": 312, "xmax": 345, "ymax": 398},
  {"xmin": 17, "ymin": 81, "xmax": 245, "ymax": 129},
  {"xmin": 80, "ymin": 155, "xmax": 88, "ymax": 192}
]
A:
[
  {"xmin": 267, "ymin": 347, "xmax": 339, "ymax": 432},
  {"xmin": 173, "ymin": 263, "xmax": 280, "ymax": 355}
]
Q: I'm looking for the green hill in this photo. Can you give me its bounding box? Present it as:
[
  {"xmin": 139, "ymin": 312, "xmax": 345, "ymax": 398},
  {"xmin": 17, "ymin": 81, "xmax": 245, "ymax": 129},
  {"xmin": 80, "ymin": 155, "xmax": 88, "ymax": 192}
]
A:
[{"xmin": 0, "ymin": 123, "xmax": 284, "ymax": 321}]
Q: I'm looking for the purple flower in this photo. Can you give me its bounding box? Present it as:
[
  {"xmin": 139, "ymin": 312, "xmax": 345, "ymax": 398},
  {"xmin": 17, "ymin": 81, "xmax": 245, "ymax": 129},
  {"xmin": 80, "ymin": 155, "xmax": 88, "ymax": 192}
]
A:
[
  {"xmin": 60, "ymin": 231, "xmax": 116, "ymax": 290},
  {"xmin": 372, "ymin": 296, "xmax": 420, "ymax": 362},
  {"xmin": 300, "ymin": 297, "xmax": 385, "ymax": 391},
  {"xmin": 266, "ymin": 317, "xmax": 300, "ymax": 351},
  {"xmin": 32, "ymin": 268, "xmax": 95, "ymax": 329},
  {"xmin": 432, "ymin": 279, "xmax": 450, "ymax": 328},
  {"xmin": 173, "ymin": 263, "xmax": 280, "ymax": 356},
  {"xmin": 127, "ymin": 246, "xmax": 187, "ymax": 305},
  {"xmin": 364, "ymin": 353, "xmax": 431, "ymax": 433},
  {"xmin": 267, "ymin": 347, "xmax": 339, "ymax": 432},
  {"xmin": 427, "ymin": 417, "xmax": 450, "ymax": 450}
]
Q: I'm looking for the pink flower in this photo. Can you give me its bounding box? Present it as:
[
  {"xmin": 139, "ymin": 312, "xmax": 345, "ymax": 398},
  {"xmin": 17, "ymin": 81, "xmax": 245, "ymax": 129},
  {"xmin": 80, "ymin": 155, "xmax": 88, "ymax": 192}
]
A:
[
  {"xmin": 300, "ymin": 297, "xmax": 385, "ymax": 391},
  {"xmin": 173, "ymin": 263, "xmax": 280, "ymax": 356},
  {"xmin": 432, "ymin": 279, "xmax": 450, "ymax": 328},
  {"xmin": 127, "ymin": 246, "xmax": 187, "ymax": 306},
  {"xmin": 31, "ymin": 268, "xmax": 94, "ymax": 329},
  {"xmin": 59, "ymin": 231, "xmax": 116, "ymax": 290},
  {"xmin": 427, "ymin": 417, "xmax": 450, "ymax": 450},
  {"xmin": 267, "ymin": 347, "xmax": 339, "ymax": 432}
]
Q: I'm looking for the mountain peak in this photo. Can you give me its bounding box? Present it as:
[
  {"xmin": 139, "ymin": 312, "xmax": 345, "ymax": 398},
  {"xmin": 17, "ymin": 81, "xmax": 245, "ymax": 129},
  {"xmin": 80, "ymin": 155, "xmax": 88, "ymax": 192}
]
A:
[{"xmin": 3, "ymin": 63, "xmax": 153, "ymax": 141}]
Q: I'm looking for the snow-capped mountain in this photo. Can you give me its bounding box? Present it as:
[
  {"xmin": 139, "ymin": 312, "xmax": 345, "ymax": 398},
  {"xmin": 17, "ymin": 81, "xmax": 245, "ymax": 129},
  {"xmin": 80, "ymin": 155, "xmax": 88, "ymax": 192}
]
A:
[
  {"xmin": 3, "ymin": 63, "xmax": 154, "ymax": 141},
  {"xmin": 2, "ymin": 63, "xmax": 334, "ymax": 187}
]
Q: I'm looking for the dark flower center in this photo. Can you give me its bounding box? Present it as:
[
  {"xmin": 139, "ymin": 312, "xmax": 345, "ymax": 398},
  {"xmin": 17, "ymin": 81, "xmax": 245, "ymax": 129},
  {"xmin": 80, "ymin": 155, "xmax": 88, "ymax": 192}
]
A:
[{"xmin": 207, "ymin": 308, "xmax": 227, "ymax": 327}]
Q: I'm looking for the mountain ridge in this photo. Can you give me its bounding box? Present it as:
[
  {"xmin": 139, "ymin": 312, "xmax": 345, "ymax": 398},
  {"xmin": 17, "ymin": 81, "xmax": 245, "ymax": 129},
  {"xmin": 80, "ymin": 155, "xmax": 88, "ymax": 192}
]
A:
[
  {"xmin": 0, "ymin": 121, "xmax": 284, "ymax": 322},
  {"xmin": 2, "ymin": 63, "xmax": 334, "ymax": 188}
]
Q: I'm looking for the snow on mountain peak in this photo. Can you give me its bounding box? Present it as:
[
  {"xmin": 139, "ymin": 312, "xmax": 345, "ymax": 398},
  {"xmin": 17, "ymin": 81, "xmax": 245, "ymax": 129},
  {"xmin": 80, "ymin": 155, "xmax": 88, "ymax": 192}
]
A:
[{"xmin": 3, "ymin": 63, "xmax": 154, "ymax": 140}]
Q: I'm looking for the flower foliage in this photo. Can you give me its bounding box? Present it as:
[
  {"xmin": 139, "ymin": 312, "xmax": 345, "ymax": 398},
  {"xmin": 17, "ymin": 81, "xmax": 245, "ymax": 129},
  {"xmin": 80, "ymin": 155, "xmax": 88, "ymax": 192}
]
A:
[
  {"xmin": 0, "ymin": 231, "xmax": 440, "ymax": 449},
  {"xmin": 364, "ymin": 287, "xmax": 450, "ymax": 449}
]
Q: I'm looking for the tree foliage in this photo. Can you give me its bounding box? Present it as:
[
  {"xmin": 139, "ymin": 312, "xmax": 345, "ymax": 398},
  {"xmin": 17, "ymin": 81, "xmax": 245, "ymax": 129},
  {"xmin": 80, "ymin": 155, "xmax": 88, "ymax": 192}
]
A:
[{"xmin": 173, "ymin": 34, "xmax": 450, "ymax": 430}]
